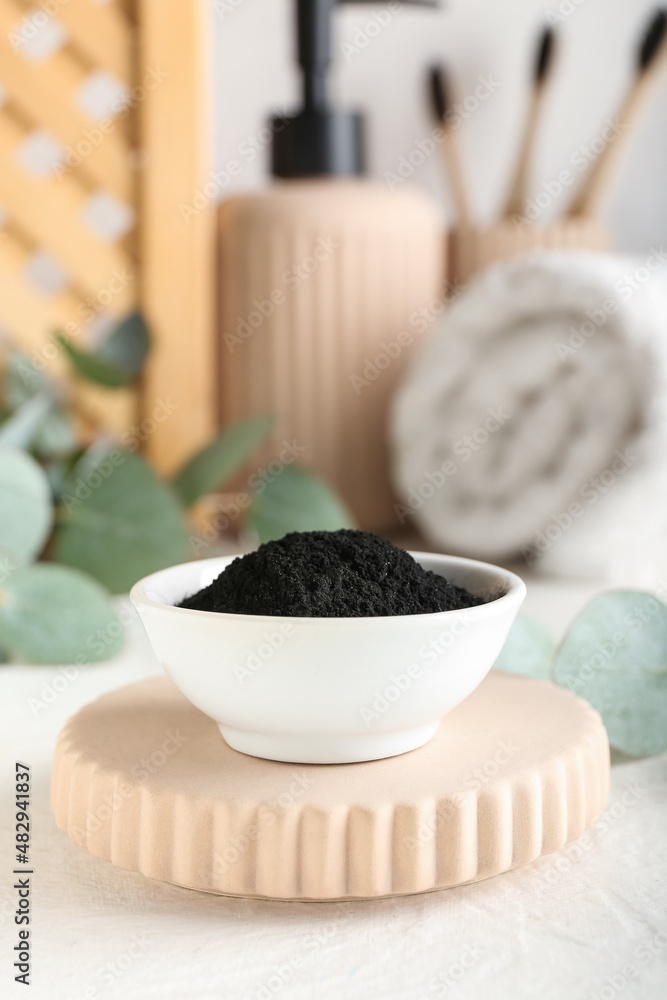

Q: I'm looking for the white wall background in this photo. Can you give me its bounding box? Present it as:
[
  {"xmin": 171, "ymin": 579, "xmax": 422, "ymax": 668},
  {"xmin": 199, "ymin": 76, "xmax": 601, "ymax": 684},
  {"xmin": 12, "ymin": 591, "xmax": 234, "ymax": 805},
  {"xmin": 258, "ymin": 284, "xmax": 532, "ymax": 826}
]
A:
[{"xmin": 212, "ymin": 0, "xmax": 667, "ymax": 252}]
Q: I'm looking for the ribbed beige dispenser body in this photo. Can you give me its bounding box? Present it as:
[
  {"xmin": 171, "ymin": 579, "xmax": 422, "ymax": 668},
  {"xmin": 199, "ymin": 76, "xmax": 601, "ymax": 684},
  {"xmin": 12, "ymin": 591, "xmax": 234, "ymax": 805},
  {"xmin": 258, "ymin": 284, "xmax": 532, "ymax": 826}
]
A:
[{"xmin": 219, "ymin": 179, "xmax": 442, "ymax": 528}]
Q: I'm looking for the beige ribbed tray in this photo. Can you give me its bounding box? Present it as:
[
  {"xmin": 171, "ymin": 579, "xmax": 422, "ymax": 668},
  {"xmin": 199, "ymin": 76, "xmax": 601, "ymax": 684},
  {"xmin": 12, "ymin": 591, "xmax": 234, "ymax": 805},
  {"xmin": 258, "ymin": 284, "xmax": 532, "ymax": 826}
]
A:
[{"xmin": 51, "ymin": 673, "xmax": 609, "ymax": 901}]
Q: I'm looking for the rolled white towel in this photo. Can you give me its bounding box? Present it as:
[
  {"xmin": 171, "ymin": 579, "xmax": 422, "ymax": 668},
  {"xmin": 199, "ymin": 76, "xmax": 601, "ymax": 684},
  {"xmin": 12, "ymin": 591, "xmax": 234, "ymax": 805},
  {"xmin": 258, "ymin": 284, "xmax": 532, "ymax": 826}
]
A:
[{"xmin": 391, "ymin": 250, "xmax": 667, "ymax": 583}]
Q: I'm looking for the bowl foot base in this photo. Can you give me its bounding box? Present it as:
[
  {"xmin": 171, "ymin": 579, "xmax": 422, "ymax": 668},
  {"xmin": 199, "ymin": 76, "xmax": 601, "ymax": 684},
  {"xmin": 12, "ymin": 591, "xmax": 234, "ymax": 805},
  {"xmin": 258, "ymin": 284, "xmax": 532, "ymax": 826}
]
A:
[{"xmin": 218, "ymin": 720, "xmax": 441, "ymax": 764}]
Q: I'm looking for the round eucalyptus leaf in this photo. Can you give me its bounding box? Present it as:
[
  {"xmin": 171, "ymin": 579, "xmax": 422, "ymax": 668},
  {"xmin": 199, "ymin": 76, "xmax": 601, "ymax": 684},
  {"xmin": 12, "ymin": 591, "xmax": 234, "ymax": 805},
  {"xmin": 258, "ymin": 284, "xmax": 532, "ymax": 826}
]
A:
[
  {"xmin": 0, "ymin": 563, "xmax": 123, "ymax": 664},
  {"xmin": 247, "ymin": 466, "xmax": 354, "ymax": 543},
  {"xmin": 53, "ymin": 449, "xmax": 189, "ymax": 593},
  {"xmin": 4, "ymin": 351, "xmax": 50, "ymax": 408},
  {"xmin": 55, "ymin": 333, "xmax": 130, "ymax": 388},
  {"xmin": 173, "ymin": 415, "xmax": 273, "ymax": 507},
  {"xmin": 553, "ymin": 591, "xmax": 667, "ymax": 757},
  {"xmin": 2, "ymin": 353, "xmax": 76, "ymax": 456},
  {"xmin": 0, "ymin": 449, "xmax": 53, "ymax": 565},
  {"xmin": 44, "ymin": 457, "xmax": 76, "ymax": 503},
  {"xmin": 97, "ymin": 311, "xmax": 150, "ymax": 378},
  {"xmin": 31, "ymin": 405, "xmax": 78, "ymax": 457},
  {"xmin": 493, "ymin": 614, "xmax": 556, "ymax": 679},
  {"xmin": 0, "ymin": 393, "xmax": 54, "ymax": 450}
]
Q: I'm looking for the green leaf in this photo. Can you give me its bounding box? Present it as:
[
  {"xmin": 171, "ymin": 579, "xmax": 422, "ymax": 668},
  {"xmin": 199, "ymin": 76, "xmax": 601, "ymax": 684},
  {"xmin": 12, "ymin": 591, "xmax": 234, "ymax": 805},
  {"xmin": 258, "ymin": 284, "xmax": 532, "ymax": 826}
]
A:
[
  {"xmin": 0, "ymin": 393, "xmax": 54, "ymax": 450},
  {"xmin": 44, "ymin": 451, "xmax": 84, "ymax": 503},
  {"xmin": 173, "ymin": 415, "xmax": 273, "ymax": 507},
  {"xmin": 4, "ymin": 351, "xmax": 50, "ymax": 408},
  {"xmin": 247, "ymin": 465, "xmax": 354, "ymax": 544},
  {"xmin": 31, "ymin": 405, "xmax": 78, "ymax": 458},
  {"xmin": 553, "ymin": 591, "xmax": 667, "ymax": 757},
  {"xmin": 0, "ymin": 563, "xmax": 122, "ymax": 664},
  {"xmin": 2, "ymin": 352, "xmax": 76, "ymax": 457},
  {"xmin": 55, "ymin": 333, "xmax": 130, "ymax": 388},
  {"xmin": 96, "ymin": 311, "xmax": 150, "ymax": 377},
  {"xmin": 493, "ymin": 614, "xmax": 556, "ymax": 679},
  {"xmin": 53, "ymin": 449, "xmax": 189, "ymax": 592},
  {"xmin": 0, "ymin": 449, "xmax": 53, "ymax": 566},
  {"xmin": 55, "ymin": 313, "xmax": 150, "ymax": 388}
]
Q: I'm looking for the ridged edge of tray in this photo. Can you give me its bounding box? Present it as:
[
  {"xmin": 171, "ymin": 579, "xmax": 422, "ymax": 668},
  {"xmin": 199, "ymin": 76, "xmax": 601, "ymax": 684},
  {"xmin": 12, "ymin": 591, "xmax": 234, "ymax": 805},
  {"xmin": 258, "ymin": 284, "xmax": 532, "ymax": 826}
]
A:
[{"xmin": 51, "ymin": 676, "xmax": 610, "ymax": 900}]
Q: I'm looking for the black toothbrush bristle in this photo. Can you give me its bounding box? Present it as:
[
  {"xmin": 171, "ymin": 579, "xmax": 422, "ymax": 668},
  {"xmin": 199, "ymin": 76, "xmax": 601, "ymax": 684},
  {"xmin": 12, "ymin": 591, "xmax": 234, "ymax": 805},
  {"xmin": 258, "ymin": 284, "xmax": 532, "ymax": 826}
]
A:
[
  {"xmin": 639, "ymin": 8, "xmax": 667, "ymax": 71},
  {"xmin": 429, "ymin": 64, "xmax": 448, "ymax": 123},
  {"xmin": 535, "ymin": 27, "xmax": 555, "ymax": 83}
]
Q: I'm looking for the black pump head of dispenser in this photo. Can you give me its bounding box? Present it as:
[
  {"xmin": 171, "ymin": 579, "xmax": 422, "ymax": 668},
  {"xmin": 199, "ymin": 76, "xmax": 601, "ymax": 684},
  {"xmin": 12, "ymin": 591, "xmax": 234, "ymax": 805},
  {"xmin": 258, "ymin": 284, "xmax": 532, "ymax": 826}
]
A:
[{"xmin": 271, "ymin": 0, "xmax": 438, "ymax": 178}]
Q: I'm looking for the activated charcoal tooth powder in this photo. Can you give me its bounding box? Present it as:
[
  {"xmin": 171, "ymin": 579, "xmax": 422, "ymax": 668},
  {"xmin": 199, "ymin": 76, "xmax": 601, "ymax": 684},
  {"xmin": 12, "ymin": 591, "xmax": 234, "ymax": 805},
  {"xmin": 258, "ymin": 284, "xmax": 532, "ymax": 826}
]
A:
[{"xmin": 177, "ymin": 529, "xmax": 485, "ymax": 618}]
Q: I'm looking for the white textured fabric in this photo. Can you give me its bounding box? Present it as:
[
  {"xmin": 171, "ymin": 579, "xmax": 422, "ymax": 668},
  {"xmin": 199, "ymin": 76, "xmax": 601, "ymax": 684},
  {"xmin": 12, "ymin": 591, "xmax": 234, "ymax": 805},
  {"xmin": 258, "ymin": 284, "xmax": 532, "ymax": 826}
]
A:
[
  {"xmin": 391, "ymin": 251, "xmax": 667, "ymax": 585},
  {"xmin": 0, "ymin": 587, "xmax": 666, "ymax": 1000}
]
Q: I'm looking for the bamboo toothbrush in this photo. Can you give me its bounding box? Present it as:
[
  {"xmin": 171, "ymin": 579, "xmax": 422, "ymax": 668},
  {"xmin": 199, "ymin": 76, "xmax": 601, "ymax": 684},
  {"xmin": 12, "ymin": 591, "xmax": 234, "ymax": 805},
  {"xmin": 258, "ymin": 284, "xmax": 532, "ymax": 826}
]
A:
[
  {"xmin": 568, "ymin": 7, "xmax": 667, "ymax": 218},
  {"xmin": 502, "ymin": 26, "xmax": 556, "ymax": 220},
  {"xmin": 429, "ymin": 65, "xmax": 471, "ymax": 228}
]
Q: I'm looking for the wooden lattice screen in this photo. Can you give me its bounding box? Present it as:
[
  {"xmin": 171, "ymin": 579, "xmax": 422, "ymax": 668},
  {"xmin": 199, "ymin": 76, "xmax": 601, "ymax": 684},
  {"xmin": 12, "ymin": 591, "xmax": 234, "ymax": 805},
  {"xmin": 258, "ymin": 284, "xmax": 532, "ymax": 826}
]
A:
[{"xmin": 0, "ymin": 0, "xmax": 216, "ymax": 471}]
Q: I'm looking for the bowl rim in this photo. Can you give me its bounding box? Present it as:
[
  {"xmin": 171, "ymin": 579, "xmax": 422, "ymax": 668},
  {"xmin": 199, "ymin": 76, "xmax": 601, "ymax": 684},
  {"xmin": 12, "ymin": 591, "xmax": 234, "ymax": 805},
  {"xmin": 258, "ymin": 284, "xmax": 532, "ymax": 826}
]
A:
[{"xmin": 130, "ymin": 551, "xmax": 526, "ymax": 626}]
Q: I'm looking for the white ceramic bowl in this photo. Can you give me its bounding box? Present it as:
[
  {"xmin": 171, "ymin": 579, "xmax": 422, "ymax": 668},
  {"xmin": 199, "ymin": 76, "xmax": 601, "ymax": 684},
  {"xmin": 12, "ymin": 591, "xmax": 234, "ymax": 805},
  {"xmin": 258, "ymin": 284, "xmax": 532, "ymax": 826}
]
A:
[{"xmin": 130, "ymin": 553, "xmax": 525, "ymax": 764}]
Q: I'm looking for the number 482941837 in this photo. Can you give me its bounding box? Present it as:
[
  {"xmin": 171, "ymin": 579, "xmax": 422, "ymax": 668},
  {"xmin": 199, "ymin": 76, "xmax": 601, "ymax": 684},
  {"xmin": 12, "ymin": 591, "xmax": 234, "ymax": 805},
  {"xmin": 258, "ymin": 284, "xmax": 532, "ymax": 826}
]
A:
[{"xmin": 15, "ymin": 763, "xmax": 30, "ymax": 861}]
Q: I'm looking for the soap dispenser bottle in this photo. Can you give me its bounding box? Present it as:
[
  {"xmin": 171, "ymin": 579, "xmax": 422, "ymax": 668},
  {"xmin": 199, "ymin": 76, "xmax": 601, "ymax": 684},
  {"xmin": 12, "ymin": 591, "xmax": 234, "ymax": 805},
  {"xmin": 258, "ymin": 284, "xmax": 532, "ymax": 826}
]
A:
[{"xmin": 219, "ymin": 0, "xmax": 442, "ymax": 530}]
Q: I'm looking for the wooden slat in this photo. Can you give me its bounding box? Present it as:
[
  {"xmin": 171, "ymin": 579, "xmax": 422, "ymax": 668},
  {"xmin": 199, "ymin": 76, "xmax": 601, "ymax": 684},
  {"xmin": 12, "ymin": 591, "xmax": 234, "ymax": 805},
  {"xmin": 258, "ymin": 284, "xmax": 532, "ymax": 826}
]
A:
[
  {"xmin": 0, "ymin": 234, "xmax": 84, "ymax": 353},
  {"xmin": 0, "ymin": 235, "xmax": 135, "ymax": 432},
  {"xmin": 109, "ymin": 0, "xmax": 138, "ymax": 25},
  {"xmin": 0, "ymin": 3, "xmax": 133, "ymax": 202},
  {"xmin": 138, "ymin": 0, "xmax": 216, "ymax": 473},
  {"xmin": 14, "ymin": 0, "xmax": 134, "ymax": 85},
  {"xmin": 0, "ymin": 0, "xmax": 131, "ymax": 134},
  {"xmin": 0, "ymin": 112, "xmax": 137, "ymax": 311}
]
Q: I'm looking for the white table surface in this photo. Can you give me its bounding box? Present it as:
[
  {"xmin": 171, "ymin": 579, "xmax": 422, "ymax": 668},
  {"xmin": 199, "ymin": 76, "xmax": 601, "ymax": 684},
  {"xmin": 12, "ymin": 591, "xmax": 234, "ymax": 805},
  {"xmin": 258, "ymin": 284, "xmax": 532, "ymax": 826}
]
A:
[{"xmin": 1, "ymin": 579, "xmax": 666, "ymax": 1000}]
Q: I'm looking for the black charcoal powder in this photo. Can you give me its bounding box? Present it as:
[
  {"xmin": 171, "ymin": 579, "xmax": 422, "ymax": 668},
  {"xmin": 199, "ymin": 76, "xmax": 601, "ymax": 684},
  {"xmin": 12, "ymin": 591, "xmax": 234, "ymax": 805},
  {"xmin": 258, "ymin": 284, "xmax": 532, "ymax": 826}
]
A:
[{"xmin": 178, "ymin": 529, "xmax": 485, "ymax": 617}]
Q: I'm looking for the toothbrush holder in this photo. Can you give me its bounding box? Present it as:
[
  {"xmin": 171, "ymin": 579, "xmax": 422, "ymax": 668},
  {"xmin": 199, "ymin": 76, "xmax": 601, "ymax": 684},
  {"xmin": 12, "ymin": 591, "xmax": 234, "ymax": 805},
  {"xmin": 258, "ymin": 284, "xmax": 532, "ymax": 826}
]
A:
[{"xmin": 448, "ymin": 217, "xmax": 611, "ymax": 289}]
